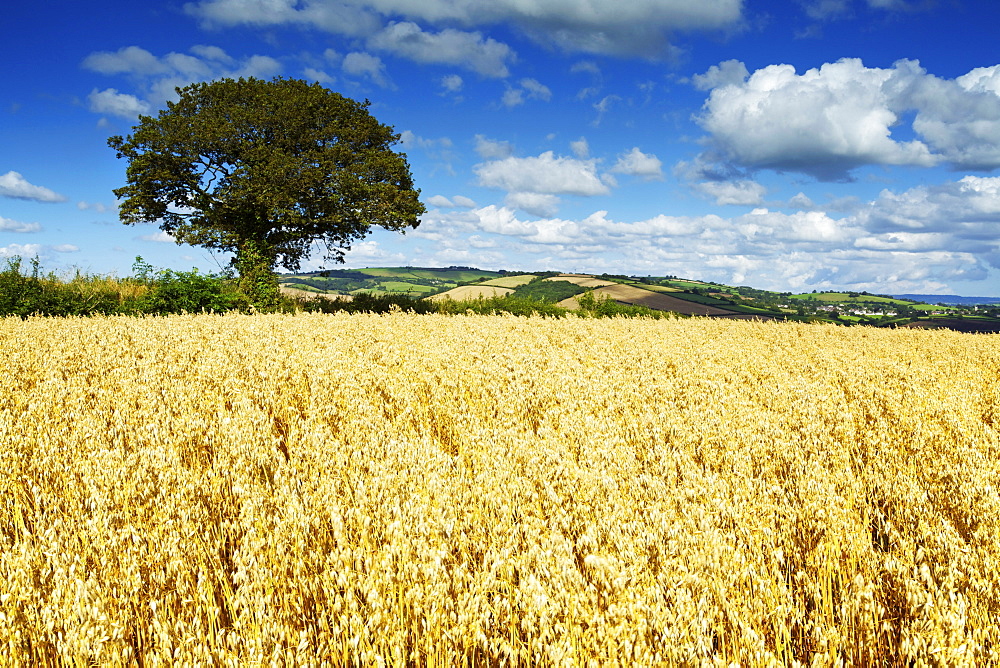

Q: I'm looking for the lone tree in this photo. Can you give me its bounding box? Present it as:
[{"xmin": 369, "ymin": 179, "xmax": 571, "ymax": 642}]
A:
[{"xmin": 108, "ymin": 77, "xmax": 425, "ymax": 306}]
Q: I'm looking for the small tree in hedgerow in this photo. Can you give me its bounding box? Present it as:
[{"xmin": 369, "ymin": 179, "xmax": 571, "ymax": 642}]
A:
[{"xmin": 108, "ymin": 76, "xmax": 425, "ymax": 308}]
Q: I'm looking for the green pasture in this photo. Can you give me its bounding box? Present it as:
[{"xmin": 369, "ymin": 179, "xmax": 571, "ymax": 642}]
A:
[
  {"xmin": 911, "ymin": 303, "xmax": 957, "ymax": 311},
  {"xmin": 357, "ymin": 267, "xmax": 501, "ymax": 282},
  {"xmin": 280, "ymin": 283, "xmax": 326, "ymax": 293},
  {"xmin": 789, "ymin": 292, "xmax": 913, "ymax": 305},
  {"xmin": 352, "ymin": 281, "xmax": 438, "ymax": 294},
  {"xmin": 631, "ymin": 283, "xmax": 682, "ymax": 293},
  {"xmin": 661, "ymin": 279, "xmax": 715, "ymax": 289}
]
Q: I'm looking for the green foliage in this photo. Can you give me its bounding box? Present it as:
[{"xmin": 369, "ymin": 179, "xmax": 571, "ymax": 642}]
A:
[
  {"xmin": 138, "ymin": 268, "xmax": 246, "ymax": 315},
  {"xmin": 429, "ymin": 291, "xmax": 670, "ymax": 319},
  {"xmin": 360, "ymin": 267, "xmax": 502, "ymax": 282},
  {"xmin": 295, "ymin": 292, "xmax": 437, "ymax": 315},
  {"xmin": 10, "ymin": 260, "xmax": 996, "ymax": 329},
  {"xmin": 283, "ymin": 276, "xmax": 370, "ymax": 293},
  {"xmin": 575, "ymin": 290, "xmax": 672, "ymax": 319},
  {"xmin": 0, "ymin": 257, "xmax": 137, "ymax": 317},
  {"xmin": 788, "ymin": 291, "xmax": 908, "ymax": 304},
  {"xmin": 233, "ymin": 239, "xmax": 280, "ymax": 310},
  {"xmin": 281, "ymin": 273, "xmax": 458, "ymax": 296},
  {"xmin": 658, "ymin": 279, "xmax": 714, "ymax": 290},
  {"xmin": 0, "ymin": 257, "xmax": 42, "ymax": 317},
  {"xmin": 0, "ymin": 256, "xmax": 245, "ymax": 317},
  {"xmin": 355, "ymin": 281, "xmax": 437, "ymax": 294},
  {"xmin": 433, "ymin": 295, "xmax": 570, "ymax": 317},
  {"xmin": 108, "ymin": 76, "xmax": 425, "ymax": 308},
  {"xmin": 510, "ymin": 279, "xmax": 587, "ymax": 302}
]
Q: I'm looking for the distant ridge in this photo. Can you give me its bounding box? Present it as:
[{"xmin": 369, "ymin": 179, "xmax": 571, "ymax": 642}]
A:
[{"xmin": 894, "ymin": 294, "xmax": 1000, "ymax": 306}]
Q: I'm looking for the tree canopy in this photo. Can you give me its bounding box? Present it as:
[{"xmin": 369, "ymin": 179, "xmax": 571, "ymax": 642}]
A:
[{"xmin": 108, "ymin": 76, "xmax": 425, "ymax": 305}]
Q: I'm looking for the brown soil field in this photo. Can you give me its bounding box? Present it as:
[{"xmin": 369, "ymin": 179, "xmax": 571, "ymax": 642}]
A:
[
  {"xmin": 559, "ymin": 283, "xmax": 741, "ymax": 316},
  {"xmin": 427, "ymin": 285, "xmax": 515, "ymax": 301},
  {"xmin": 903, "ymin": 318, "xmax": 1000, "ymax": 333}
]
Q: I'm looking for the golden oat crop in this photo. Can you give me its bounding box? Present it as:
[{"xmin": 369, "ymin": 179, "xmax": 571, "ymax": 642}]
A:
[{"xmin": 1, "ymin": 312, "xmax": 998, "ymax": 666}]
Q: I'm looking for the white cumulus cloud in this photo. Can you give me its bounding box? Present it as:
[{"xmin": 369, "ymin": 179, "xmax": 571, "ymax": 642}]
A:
[
  {"xmin": 853, "ymin": 176, "xmax": 1000, "ymax": 265},
  {"xmin": 610, "ymin": 147, "xmax": 664, "ymax": 180},
  {"xmin": 82, "ymin": 45, "xmax": 284, "ymax": 114},
  {"xmin": 0, "ymin": 243, "xmax": 43, "ymax": 258},
  {"xmin": 399, "ymin": 130, "xmax": 452, "ymax": 150},
  {"xmin": 303, "ymin": 67, "xmax": 336, "ymax": 84},
  {"xmin": 898, "ymin": 62, "xmax": 1000, "ymax": 170},
  {"xmin": 426, "ymin": 194, "xmax": 476, "ymax": 209},
  {"xmin": 440, "ymin": 74, "xmax": 463, "ymax": 92},
  {"xmin": 189, "ymin": 0, "xmax": 381, "ymax": 35},
  {"xmin": 501, "ymin": 78, "xmax": 552, "ymax": 108},
  {"xmin": 694, "ymin": 179, "xmax": 767, "ymax": 206},
  {"xmin": 88, "ymin": 88, "xmax": 151, "ymax": 118},
  {"xmin": 185, "ymin": 0, "xmax": 744, "ymax": 58},
  {"xmin": 738, "ymin": 208, "xmax": 848, "ymax": 243},
  {"xmin": 519, "ymin": 78, "xmax": 551, "ymax": 101},
  {"xmin": 696, "ymin": 58, "xmax": 938, "ymax": 181},
  {"xmin": 694, "ymin": 57, "xmax": 1000, "ymax": 179},
  {"xmin": 426, "ymin": 195, "xmax": 455, "ymax": 207},
  {"xmin": 503, "ymin": 192, "xmax": 561, "ymax": 218},
  {"xmin": 691, "ymin": 59, "xmax": 748, "ymax": 91},
  {"xmin": 474, "ymin": 135, "xmax": 514, "ymax": 159},
  {"xmin": 0, "ymin": 216, "xmax": 41, "ymax": 233},
  {"xmin": 369, "ymin": 22, "xmax": 514, "ymax": 78},
  {"xmin": 82, "ymin": 45, "xmax": 171, "ymax": 76},
  {"xmin": 570, "ymin": 137, "xmax": 590, "ymax": 159},
  {"xmin": 139, "ymin": 231, "xmax": 177, "ymax": 243},
  {"xmin": 409, "ymin": 172, "xmax": 1000, "ymax": 292},
  {"xmin": 0, "ymin": 171, "xmax": 67, "ymax": 202},
  {"xmin": 77, "ymin": 201, "xmax": 115, "ymax": 213},
  {"xmin": 475, "ymin": 151, "xmax": 611, "ymax": 197},
  {"xmin": 342, "ymin": 51, "xmax": 391, "ymax": 87}
]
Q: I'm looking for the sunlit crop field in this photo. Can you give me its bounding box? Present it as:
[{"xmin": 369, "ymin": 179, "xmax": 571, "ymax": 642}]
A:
[{"xmin": 2, "ymin": 312, "xmax": 998, "ymax": 666}]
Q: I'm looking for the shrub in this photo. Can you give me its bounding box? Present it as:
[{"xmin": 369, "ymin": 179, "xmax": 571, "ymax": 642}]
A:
[
  {"xmin": 297, "ymin": 291, "xmax": 437, "ymax": 315},
  {"xmin": 0, "ymin": 257, "xmax": 145, "ymax": 317},
  {"xmin": 510, "ymin": 279, "xmax": 586, "ymax": 302},
  {"xmin": 138, "ymin": 267, "xmax": 246, "ymax": 315},
  {"xmin": 0, "ymin": 256, "xmax": 42, "ymax": 317},
  {"xmin": 575, "ymin": 290, "xmax": 672, "ymax": 319},
  {"xmin": 432, "ymin": 294, "xmax": 569, "ymax": 317}
]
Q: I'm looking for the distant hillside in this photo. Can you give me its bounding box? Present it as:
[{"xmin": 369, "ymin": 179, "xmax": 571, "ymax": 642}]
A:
[
  {"xmin": 894, "ymin": 294, "xmax": 1000, "ymax": 306},
  {"xmin": 276, "ymin": 266, "xmax": 1000, "ymax": 331}
]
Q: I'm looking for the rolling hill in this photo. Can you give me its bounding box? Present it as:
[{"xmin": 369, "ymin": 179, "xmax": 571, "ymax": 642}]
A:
[{"xmin": 278, "ymin": 267, "xmax": 1000, "ymax": 331}]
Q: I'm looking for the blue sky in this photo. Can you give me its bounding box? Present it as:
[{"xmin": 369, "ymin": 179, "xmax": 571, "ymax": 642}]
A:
[{"xmin": 4, "ymin": 0, "xmax": 1000, "ymax": 295}]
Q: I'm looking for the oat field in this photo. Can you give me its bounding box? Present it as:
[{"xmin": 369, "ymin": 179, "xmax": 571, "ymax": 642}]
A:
[{"xmin": 2, "ymin": 312, "xmax": 998, "ymax": 666}]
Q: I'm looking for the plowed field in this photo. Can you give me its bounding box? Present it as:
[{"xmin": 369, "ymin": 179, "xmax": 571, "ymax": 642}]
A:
[{"xmin": 559, "ymin": 283, "xmax": 740, "ymax": 315}]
